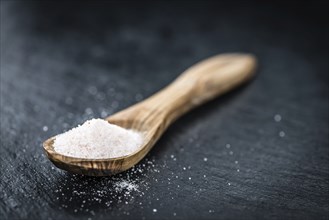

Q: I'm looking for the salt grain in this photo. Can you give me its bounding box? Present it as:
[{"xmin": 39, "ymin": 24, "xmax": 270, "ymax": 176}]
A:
[
  {"xmin": 274, "ymin": 114, "xmax": 282, "ymax": 122},
  {"xmin": 279, "ymin": 131, "xmax": 285, "ymax": 137},
  {"xmin": 53, "ymin": 118, "xmax": 143, "ymax": 159},
  {"xmin": 100, "ymin": 110, "xmax": 108, "ymax": 118},
  {"xmin": 85, "ymin": 108, "xmax": 93, "ymax": 115},
  {"xmin": 114, "ymin": 180, "xmax": 139, "ymax": 192},
  {"xmin": 43, "ymin": 126, "xmax": 48, "ymax": 132}
]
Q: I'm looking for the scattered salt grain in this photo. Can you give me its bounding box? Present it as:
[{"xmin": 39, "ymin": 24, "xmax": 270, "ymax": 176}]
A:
[
  {"xmin": 226, "ymin": 144, "xmax": 231, "ymax": 149},
  {"xmin": 274, "ymin": 114, "xmax": 282, "ymax": 122},
  {"xmin": 53, "ymin": 118, "xmax": 143, "ymax": 159},
  {"xmin": 115, "ymin": 180, "xmax": 139, "ymax": 192},
  {"xmin": 42, "ymin": 126, "xmax": 48, "ymax": 132},
  {"xmin": 100, "ymin": 110, "xmax": 108, "ymax": 118},
  {"xmin": 203, "ymin": 157, "xmax": 208, "ymax": 162},
  {"xmin": 153, "ymin": 209, "xmax": 157, "ymax": 213},
  {"xmin": 85, "ymin": 108, "xmax": 93, "ymax": 115},
  {"xmin": 279, "ymin": 131, "xmax": 285, "ymax": 137}
]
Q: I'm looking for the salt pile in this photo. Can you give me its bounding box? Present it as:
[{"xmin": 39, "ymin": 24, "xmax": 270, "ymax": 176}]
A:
[{"xmin": 53, "ymin": 118, "xmax": 143, "ymax": 159}]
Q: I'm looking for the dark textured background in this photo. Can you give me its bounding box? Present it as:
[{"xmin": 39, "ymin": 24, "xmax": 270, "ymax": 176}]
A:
[{"xmin": 1, "ymin": 1, "xmax": 328, "ymax": 220}]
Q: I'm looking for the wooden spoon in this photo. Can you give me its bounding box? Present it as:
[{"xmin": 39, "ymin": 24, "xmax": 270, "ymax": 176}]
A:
[{"xmin": 43, "ymin": 53, "xmax": 257, "ymax": 176}]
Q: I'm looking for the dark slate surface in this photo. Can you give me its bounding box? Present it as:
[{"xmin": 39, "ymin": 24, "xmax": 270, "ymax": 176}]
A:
[{"xmin": 1, "ymin": 1, "xmax": 328, "ymax": 220}]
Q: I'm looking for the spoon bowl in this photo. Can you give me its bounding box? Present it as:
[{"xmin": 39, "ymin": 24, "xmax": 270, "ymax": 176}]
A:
[
  {"xmin": 43, "ymin": 115, "xmax": 165, "ymax": 176},
  {"xmin": 43, "ymin": 53, "xmax": 257, "ymax": 176}
]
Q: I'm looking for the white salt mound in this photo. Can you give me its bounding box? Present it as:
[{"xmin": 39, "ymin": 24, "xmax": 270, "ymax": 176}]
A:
[{"xmin": 53, "ymin": 118, "xmax": 143, "ymax": 159}]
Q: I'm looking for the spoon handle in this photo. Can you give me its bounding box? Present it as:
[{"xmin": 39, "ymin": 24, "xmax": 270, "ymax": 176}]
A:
[{"xmin": 140, "ymin": 53, "xmax": 257, "ymax": 127}]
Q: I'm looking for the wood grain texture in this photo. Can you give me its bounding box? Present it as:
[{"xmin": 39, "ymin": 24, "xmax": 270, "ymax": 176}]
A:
[{"xmin": 44, "ymin": 53, "xmax": 257, "ymax": 176}]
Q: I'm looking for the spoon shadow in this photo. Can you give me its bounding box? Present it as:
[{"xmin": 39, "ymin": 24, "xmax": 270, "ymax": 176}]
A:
[{"xmin": 148, "ymin": 79, "xmax": 256, "ymax": 158}]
